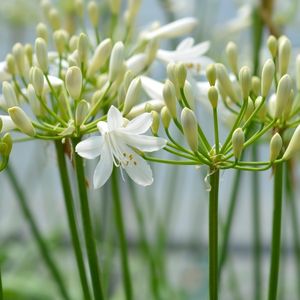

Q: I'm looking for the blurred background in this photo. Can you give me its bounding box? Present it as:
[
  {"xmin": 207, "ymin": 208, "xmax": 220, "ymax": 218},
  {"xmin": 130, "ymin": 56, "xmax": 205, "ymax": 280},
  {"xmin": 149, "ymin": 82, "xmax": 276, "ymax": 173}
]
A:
[{"xmin": 1, "ymin": 0, "xmax": 300, "ymax": 299}]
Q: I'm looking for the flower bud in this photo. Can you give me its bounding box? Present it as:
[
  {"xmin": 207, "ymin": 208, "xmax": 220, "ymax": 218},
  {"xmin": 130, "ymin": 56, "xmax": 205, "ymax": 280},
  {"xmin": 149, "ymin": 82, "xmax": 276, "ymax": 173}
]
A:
[
  {"xmin": 181, "ymin": 108, "xmax": 198, "ymax": 152},
  {"xmin": 255, "ymin": 96, "xmax": 267, "ymax": 121},
  {"xmin": 216, "ymin": 63, "xmax": 239, "ymax": 103},
  {"xmin": 36, "ymin": 22, "xmax": 48, "ymax": 42},
  {"xmin": 75, "ymin": 0, "xmax": 84, "ymax": 17},
  {"xmin": 109, "ymin": 0, "xmax": 121, "ymax": 14},
  {"xmin": 77, "ymin": 33, "xmax": 89, "ymax": 67},
  {"xmin": 8, "ymin": 107, "xmax": 35, "ymax": 137},
  {"xmin": 244, "ymin": 99, "xmax": 255, "ymax": 120},
  {"xmin": 232, "ymin": 128, "xmax": 244, "ymax": 160},
  {"xmin": 251, "ymin": 76, "xmax": 261, "ymax": 97},
  {"xmin": 76, "ymin": 100, "xmax": 90, "ymax": 126},
  {"xmin": 27, "ymin": 84, "xmax": 42, "ymax": 116},
  {"xmin": 1, "ymin": 133, "xmax": 13, "ymax": 157},
  {"xmin": 12, "ymin": 43, "xmax": 26, "ymax": 76},
  {"xmin": 125, "ymin": 0, "xmax": 142, "ymax": 25},
  {"xmin": 296, "ymin": 55, "xmax": 300, "ymax": 91},
  {"xmin": 35, "ymin": 38, "xmax": 48, "ymax": 73},
  {"xmin": 161, "ymin": 106, "xmax": 171, "ymax": 129},
  {"xmin": 109, "ymin": 42, "xmax": 125, "ymax": 82},
  {"xmin": 206, "ymin": 64, "xmax": 216, "ymax": 86},
  {"xmin": 151, "ymin": 111, "xmax": 160, "ymax": 135},
  {"xmin": 53, "ymin": 30, "xmax": 68, "ymax": 55},
  {"xmin": 269, "ymin": 133, "xmax": 282, "ymax": 162},
  {"xmin": 208, "ymin": 86, "xmax": 218, "ymax": 108},
  {"xmin": 282, "ymin": 125, "xmax": 300, "ymax": 160},
  {"xmin": 48, "ymin": 8, "xmax": 61, "ymax": 30},
  {"xmin": 32, "ymin": 67, "xmax": 44, "ymax": 97},
  {"xmin": 175, "ymin": 63, "xmax": 187, "ymax": 89},
  {"xmin": 69, "ymin": 35, "xmax": 79, "ymax": 52},
  {"xmin": 2, "ymin": 81, "xmax": 18, "ymax": 108},
  {"xmin": 25, "ymin": 44, "xmax": 33, "ymax": 66},
  {"xmin": 123, "ymin": 78, "xmax": 142, "ymax": 115},
  {"xmin": 226, "ymin": 41, "xmax": 238, "ymax": 75},
  {"xmin": 239, "ymin": 66, "xmax": 251, "ymax": 100},
  {"xmin": 278, "ymin": 36, "xmax": 291, "ymax": 76},
  {"xmin": 6, "ymin": 54, "xmax": 16, "ymax": 75},
  {"xmin": 183, "ymin": 81, "xmax": 195, "ymax": 109},
  {"xmin": 65, "ymin": 66, "xmax": 82, "ymax": 100},
  {"xmin": 283, "ymin": 89, "xmax": 294, "ymax": 121},
  {"xmin": 88, "ymin": 1, "xmax": 99, "ymax": 27},
  {"xmin": 261, "ymin": 59, "xmax": 275, "ymax": 97},
  {"xmin": 274, "ymin": 74, "xmax": 291, "ymax": 119},
  {"xmin": 145, "ymin": 38, "xmax": 159, "ymax": 65},
  {"xmin": 123, "ymin": 70, "xmax": 134, "ymax": 93},
  {"xmin": 267, "ymin": 35, "xmax": 277, "ymax": 58},
  {"xmin": 87, "ymin": 39, "xmax": 112, "ymax": 78},
  {"xmin": 163, "ymin": 80, "xmax": 177, "ymax": 118}
]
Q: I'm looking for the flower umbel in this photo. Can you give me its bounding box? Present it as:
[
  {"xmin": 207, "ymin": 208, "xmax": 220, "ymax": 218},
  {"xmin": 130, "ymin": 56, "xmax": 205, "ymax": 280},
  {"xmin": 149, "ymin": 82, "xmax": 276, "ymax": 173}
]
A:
[{"xmin": 76, "ymin": 106, "xmax": 167, "ymax": 188}]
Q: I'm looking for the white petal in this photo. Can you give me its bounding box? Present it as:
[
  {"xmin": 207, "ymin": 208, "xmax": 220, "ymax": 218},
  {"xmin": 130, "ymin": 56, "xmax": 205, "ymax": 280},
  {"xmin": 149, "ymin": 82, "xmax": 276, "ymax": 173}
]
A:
[
  {"xmin": 140, "ymin": 76, "xmax": 164, "ymax": 100},
  {"xmin": 107, "ymin": 105, "xmax": 123, "ymax": 130},
  {"xmin": 97, "ymin": 121, "xmax": 109, "ymax": 135},
  {"xmin": 176, "ymin": 37, "xmax": 195, "ymax": 51},
  {"xmin": 93, "ymin": 143, "xmax": 113, "ymax": 189},
  {"xmin": 75, "ymin": 136, "xmax": 103, "ymax": 159},
  {"xmin": 118, "ymin": 132, "xmax": 167, "ymax": 152},
  {"xmin": 126, "ymin": 54, "xmax": 147, "ymax": 75},
  {"xmin": 126, "ymin": 99, "xmax": 164, "ymax": 119},
  {"xmin": 122, "ymin": 113, "xmax": 153, "ymax": 134}
]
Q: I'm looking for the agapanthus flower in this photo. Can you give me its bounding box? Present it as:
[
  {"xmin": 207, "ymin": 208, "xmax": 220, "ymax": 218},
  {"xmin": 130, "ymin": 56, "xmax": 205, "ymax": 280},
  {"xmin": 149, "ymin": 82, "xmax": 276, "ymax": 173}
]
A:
[{"xmin": 76, "ymin": 106, "xmax": 167, "ymax": 188}]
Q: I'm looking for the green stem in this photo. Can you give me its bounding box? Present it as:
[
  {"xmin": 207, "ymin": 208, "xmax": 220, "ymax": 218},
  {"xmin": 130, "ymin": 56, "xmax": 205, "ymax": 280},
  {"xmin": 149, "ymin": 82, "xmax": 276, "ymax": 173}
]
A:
[
  {"xmin": 268, "ymin": 162, "xmax": 283, "ymax": 300},
  {"xmin": 0, "ymin": 267, "xmax": 3, "ymax": 300},
  {"xmin": 5, "ymin": 165, "xmax": 71, "ymax": 300},
  {"xmin": 209, "ymin": 169, "xmax": 220, "ymax": 300},
  {"xmin": 72, "ymin": 138, "xmax": 104, "ymax": 300},
  {"xmin": 54, "ymin": 141, "xmax": 92, "ymax": 300},
  {"xmin": 111, "ymin": 168, "xmax": 133, "ymax": 300},
  {"xmin": 213, "ymin": 108, "xmax": 219, "ymax": 153}
]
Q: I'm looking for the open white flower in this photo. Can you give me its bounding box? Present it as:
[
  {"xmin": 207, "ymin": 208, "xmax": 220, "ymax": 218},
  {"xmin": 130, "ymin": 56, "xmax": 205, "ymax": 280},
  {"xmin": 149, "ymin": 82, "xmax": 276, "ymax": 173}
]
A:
[{"xmin": 76, "ymin": 106, "xmax": 167, "ymax": 188}]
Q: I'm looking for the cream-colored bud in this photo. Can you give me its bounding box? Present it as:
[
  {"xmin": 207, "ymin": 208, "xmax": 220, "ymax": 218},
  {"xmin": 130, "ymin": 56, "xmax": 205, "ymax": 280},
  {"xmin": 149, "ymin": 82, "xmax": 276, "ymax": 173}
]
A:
[
  {"xmin": 6, "ymin": 54, "xmax": 16, "ymax": 75},
  {"xmin": 25, "ymin": 44, "xmax": 33, "ymax": 66},
  {"xmin": 1, "ymin": 133, "xmax": 13, "ymax": 157},
  {"xmin": 8, "ymin": 107, "xmax": 35, "ymax": 137},
  {"xmin": 125, "ymin": 0, "xmax": 142, "ymax": 25},
  {"xmin": 267, "ymin": 35, "xmax": 277, "ymax": 58},
  {"xmin": 53, "ymin": 30, "xmax": 68, "ymax": 55},
  {"xmin": 176, "ymin": 63, "xmax": 187, "ymax": 89},
  {"xmin": 48, "ymin": 8, "xmax": 61, "ymax": 30},
  {"xmin": 32, "ymin": 67, "xmax": 44, "ymax": 97},
  {"xmin": 206, "ymin": 64, "xmax": 216, "ymax": 86},
  {"xmin": 76, "ymin": 100, "xmax": 90, "ymax": 126},
  {"xmin": 123, "ymin": 70, "xmax": 134, "ymax": 93},
  {"xmin": 239, "ymin": 66, "xmax": 251, "ymax": 100},
  {"xmin": 109, "ymin": 42, "xmax": 124, "ymax": 82},
  {"xmin": 27, "ymin": 84, "xmax": 42, "ymax": 116},
  {"xmin": 269, "ymin": 133, "xmax": 282, "ymax": 162},
  {"xmin": 278, "ymin": 36, "xmax": 291, "ymax": 76},
  {"xmin": 88, "ymin": 1, "xmax": 99, "ymax": 27},
  {"xmin": 232, "ymin": 128, "xmax": 244, "ymax": 160},
  {"xmin": 12, "ymin": 43, "xmax": 25, "ymax": 76},
  {"xmin": 226, "ymin": 41, "xmax": 238, "ymax": 75},
  {"xmin": 75, "ymin": 0, "xmax": 84, "ymax": 17},
  {"xmin": 296, "ymin": 55, "xmax": 300, "ymax": 91},
  {"xmin": 244, "ymin": 99, "xmax": 255, "ymax": 120},
  {"xmin": 261, "ymin": 59, "xmax": 275, "ymax": 97},
  {"xmin": 87, "ymin": 38, "xmax": 112, "ymax": 78},
  {"xmin": 255, "ymin": 96, "xmax": 267, "ymax": 121},
  {"xmin": 77, "ymin": 33, "xmax": 89, "ymax": 66},
  {"xmin": 145, "ymin": 38, "xmax": 158, "ymax": 65},
  {"xmin": 283, "ymin": 125, "xmax": 300, "ymax": 160},
  {"xmin": 163, "ymin": 80, "xmax": 177, "ymax": 118},
  {"xmin": 109, "ymin": 0, "xmax": 121, "ymax": 14},
  {"xmin": 161, "ymin": 106, "xmax": 171, "ymax": 129},
  {"xmin": 36, "ymin": 22, "xmax": 48, "ymax": 42},
  {"xmin": 181, "ymin": 107, "xmax": 198, "ymax": 152},
  {"xmin": 283, "ymin": 89, "xmax": 294, "ymax": 121},
  {"xmin": 123, "ymin": 78, "xmax": 142, "ymax": 115},
  {"xmin": 65, "ymin": 66, "xmax": 82, "ymax": 100},
  {"xmin": 2, "ymin": 82, "xmax": 18, "ymax": 108},
  {"xmin": 41, "ymin": 0, "xmax": 52, "ymax": 18},
  {"xmin": 274, "ymin": 74, "xmax": 291, "ymax": 119},
  {"xmin": 216, "ymin": 63, "xmax": 239, "ymax": 103},
  {"xmin": 167, "ymin": 62, "xmax": 177, "ymax": 84},
  {"xmin": 151, "ymin": 111, "xmax": 160, "ymax": 135},
  {"xmin": 251, "ymin": 76, "xmax": 261, "ymax": 97},
  {"xmin": 35, "ymin": 38, "xmax": 48, "ymax": 73},
  {"xmin": 183, "ymin": 81, "xmax": 195, "ymax": 109},
  {"xmin": 69, "ymin": 35, "xmax": 79, "ymax": 52},
  {"xmin": 208, "ymin": 86, "xmax": 218, "ymax": 108}
]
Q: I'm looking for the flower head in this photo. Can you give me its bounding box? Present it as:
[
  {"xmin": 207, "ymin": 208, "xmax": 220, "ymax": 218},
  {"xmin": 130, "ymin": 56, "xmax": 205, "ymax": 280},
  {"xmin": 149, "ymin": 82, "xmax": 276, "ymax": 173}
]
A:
[{"xmin": 76, "ymin": 106, "xmax": 167, "ymax": 188}]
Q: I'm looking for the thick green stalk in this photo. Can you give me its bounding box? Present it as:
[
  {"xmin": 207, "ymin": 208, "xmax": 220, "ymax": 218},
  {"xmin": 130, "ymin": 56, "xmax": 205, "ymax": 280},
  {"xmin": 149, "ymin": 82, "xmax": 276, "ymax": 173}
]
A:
[
  {"xmin": 54, "ymin": 141, "xmax": 92, "ymax": 300},
  {"xmin": 209, "ymin": 169, "xmax": 220, "ymax": 300},
  {"xmin": 268, "ymin": 162, "xmax": 283, "ymax": 300},
  {"xmin": 72, "ymin": 138, "xmax": 104, "ymax": 300},
  {"xmin": 111, "ymin": 169, "xmax": 133, "ymax": 300},
  {"xmin": 6, "ymin": 166, "xmax": 71, "ymax": 300}
]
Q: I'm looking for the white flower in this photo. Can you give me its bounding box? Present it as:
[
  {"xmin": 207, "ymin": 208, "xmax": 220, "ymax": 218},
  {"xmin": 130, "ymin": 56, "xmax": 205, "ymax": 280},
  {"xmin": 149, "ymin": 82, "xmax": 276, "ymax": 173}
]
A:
[
  {"xmin": 0, "ymin": 115, "xmax": 16, "ymax": 133},
  {"xmin": 76, "ymin": 106, "xmax": 167, "ymax": 188},
  {"xmin": 140, "ymin": 76, "xmax": 164, "ymax": 100},
  {"xmin": 0, "ymin": 61, "xmax": 12, "ymax": 82}
]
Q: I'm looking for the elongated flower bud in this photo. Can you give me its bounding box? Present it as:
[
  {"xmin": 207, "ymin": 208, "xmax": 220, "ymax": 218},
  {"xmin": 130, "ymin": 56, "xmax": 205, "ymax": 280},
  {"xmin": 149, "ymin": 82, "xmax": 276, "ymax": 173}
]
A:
[
  {"xmin": 261, "ymin": 59, "xmax": 275, "ymax": 97},
  {"xmin": 251, "ymin": 76, "xmax": 261, "ymax": 97},
  {"xmin": 274, "ymin": 74, "xmax": 291, "ymax": 119},
  {"xmin": 283, "ymin": 89, "xmax": 294, "ymax": 121},
  {"xmin": 163, "ymin": 80, "xmax": 177, "ymax": 118},
  {"xmin": 109, "ymin": 0, "xmax": 121, "ymax": 14},
  {"xmin": 53, "ymin": 30, "xmax": 68, "ymax": 55},
  {"xmin": 76, "ymin": 100, "xmax": 90, "ymax": 126},
  {"xmin": 123, "ymin": 78, "xmax": 142, "ymax": 115},
  {"xmin": 255, "ymin": 96, "xmax": 267, "ymax": 121},
  {"xmin": 12, "ymin": 43, "xmax": 26, "ymax": 76},
  {"xmin": 183, "ymin": 81, "xmax": 195, "ymax": 109},
  {"xmin": 88, "ymin": 1, "xmax": 99, "ymax": 27},
  {"xmin": 75, "ymin": 0, "xmax": 84, "ymax": 17},
  {"xmin": 69, "ymin": 35, "xmax": 79, "ymax": 52},
  {"xmin": 1, "ymin": 133, "xmax": 13, "ymax": 157},
  {"xmin": 123, "ymin": 70, "xmax": 134, "ymax": 93},
  {"xmin": 282, "ymin": 125, "xmax": 300, "ymax": 160},
  {"xmin": 109, "ymin": 42, "xmax": 124, "ymax": 82},
  {"xmin": 239, "ymin": 66, "xmax": 251, "ymax": 100},
  {"xmin": 216, "ymin": 63, "xmax": 239, "ymax": 103},
  {"xmin": 35, "ymin": 38, "xmax": 48, "ymax": 73},
  {"xmin": 48, "ymin": 8, "xmax": 61, "ymax": 30},
  {"xmin": 175, "ymin": 63, "xmax": 187, "ymax": 89},
  {"xmin": 206, "ymin": 64, "xmax": 216, "ymax": 86},
  {"xmin": 2, "ymin": 82, "xmax": 18, "ymax": 108},
  {"xmin": 161, "ymin": 106, "xmax": 171, "ymax": 129},
  {"xmin": 27, "ymin": 84, "xmax": 42, "ymax": 116},
  {"xmin": 8, "ymin": 107, "xmax": 35, "ymax": 137},
  {"xmin": 278, "ymin": 36, "xmax": 291, "ymax": 76},
  {"xmin": 267, "ymin": 35, "xmax": 277, "ymax": 58},
  {"xmin": 226, "ymin": 42, "xmax": 238, "ymax": 75},
  {"xmin": 208, "ymin": 86, "xmax": 218, "ymax": 108},
  {"xmin": 296, "ymin": 55, "xmax": 300, "ymax": 91},
  {"xmin": 232, "ymin": 128, "xmax": 244, "ymax": 160},
  {"xmin": 151, "ymin": 111, "xmax": 160, "ymax": 135},
  {"xmin": 25, "ymin": 44, "xmax": 33, "ymax": 66},
  {"xmin": 269, "ymin": 133, "xmax": 282, "ymax": 162},
  {"xmin": 181, "ymin": 107, "xmax": 198, "ymax": 152},
  {"xmin": 65, "ymin": 66, "xmax": 82, "ymax": 100},
  {"xmin": 36, "ymin": 22, "xmax": 48, "ymax": 42},
  {"xmin": 32, "ymin": 67, "xmax": 44, "ymax": 97},
  {"xmin": 6, "ymin": 54, "xmax": 16, "ymax": 75},
  {"xmin": 77, "ymin": 33, "xmax": 89, "ymax": 66},
  {"xmin": 87, "ymin": 39, "xmax": 112, "ymax": 78}
]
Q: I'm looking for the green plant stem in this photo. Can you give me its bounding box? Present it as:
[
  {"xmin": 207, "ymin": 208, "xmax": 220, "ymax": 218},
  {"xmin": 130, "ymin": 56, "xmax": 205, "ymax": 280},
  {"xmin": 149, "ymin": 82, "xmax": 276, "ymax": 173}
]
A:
[
  {"xmin": 54, "ymin": 141, "xmax": 92, "ymax": 300},
  {"xmin": 72, "ymin": 138, "xmax": 104, "ymax": 300},
  {"xmin": 0, "ymin": 267, "xmax": 3, "ymax": 300},
  {"xmin": 251, "ymin": 145, "xmax": 262, "ymax": 300},
  {"xmin": 209, "ymin": 169, "xmax": 220, "ymax": 300},
  {"xmin": 268, "ymin": 162, "xmax": 283, "ymax": 300},
  {"xmin": 5, "ymin": 165, "xmax": 71, "ymax": 300},
  {"xmin": 111, "ymin": 169, "xmax": 133, "ymax": 300}
]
